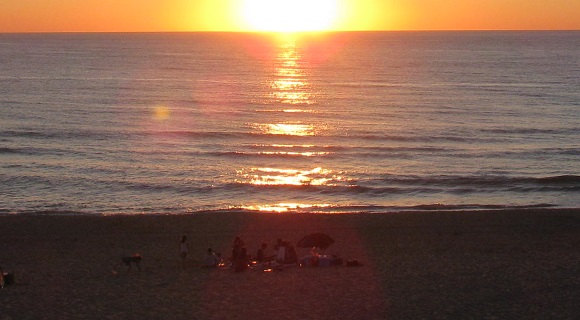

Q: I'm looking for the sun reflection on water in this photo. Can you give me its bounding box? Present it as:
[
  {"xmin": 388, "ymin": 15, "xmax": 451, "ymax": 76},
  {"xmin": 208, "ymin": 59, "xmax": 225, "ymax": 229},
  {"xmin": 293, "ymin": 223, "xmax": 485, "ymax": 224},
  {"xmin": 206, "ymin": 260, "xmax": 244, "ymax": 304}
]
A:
[
  {"xmin": 238, "ymin": 37, "xmax": 341, "ymax": 214},
  {"xmin": 237, "ymin": 167, "xmax": 340, "ymax": 186},
  {"xmin": 270, "ymin": 38, "xmax": 315, "ymax": 107},
  {"xmin": 251, "ymin": 144, "xmax": 329, "ymax": 157},
  {"xmin": 259, "ymin": 151, "xmax": 329, "ymax": 157},
  {"xmin": 282, "ymin": 109, "xmax": 315, "ymax": 113},
  {"xmin": 253, "ymin": 123, "xmax": 315, "ymax": 136},
  {"xmin": 257, "ymin": 167, "xmax": 329, "ymax": 186},
  {"xmin": 253, "ymin": 37, "xmax": 326, "ymax": 137},
  {"xmin": 238, "ymin": 203, "xmax": 332, "ymax": 213}
]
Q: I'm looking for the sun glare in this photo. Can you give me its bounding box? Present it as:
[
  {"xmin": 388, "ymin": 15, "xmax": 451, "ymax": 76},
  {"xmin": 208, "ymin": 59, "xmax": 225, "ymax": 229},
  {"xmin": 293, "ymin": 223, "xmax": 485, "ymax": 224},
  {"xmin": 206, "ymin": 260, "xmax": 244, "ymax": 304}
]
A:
[{"xmin": 242, "ymin": 0, "xmax": 338, "ymax": 32}]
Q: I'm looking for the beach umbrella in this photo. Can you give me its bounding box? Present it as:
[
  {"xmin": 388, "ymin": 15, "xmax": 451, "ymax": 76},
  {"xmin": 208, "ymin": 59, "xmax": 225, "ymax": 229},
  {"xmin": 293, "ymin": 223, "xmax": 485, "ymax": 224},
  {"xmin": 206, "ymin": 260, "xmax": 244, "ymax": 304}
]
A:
[{"xmin": 296, "ymin": 233, "xmax": 334, "ymax": 250}]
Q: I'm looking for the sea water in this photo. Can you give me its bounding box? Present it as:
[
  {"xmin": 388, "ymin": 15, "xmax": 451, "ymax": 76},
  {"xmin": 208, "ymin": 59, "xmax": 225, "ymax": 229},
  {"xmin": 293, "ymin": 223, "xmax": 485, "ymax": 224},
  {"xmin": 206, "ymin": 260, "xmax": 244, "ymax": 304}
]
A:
[{"xmin": 0, "ymin": 31, "xmax": 578, "ymax": 214}]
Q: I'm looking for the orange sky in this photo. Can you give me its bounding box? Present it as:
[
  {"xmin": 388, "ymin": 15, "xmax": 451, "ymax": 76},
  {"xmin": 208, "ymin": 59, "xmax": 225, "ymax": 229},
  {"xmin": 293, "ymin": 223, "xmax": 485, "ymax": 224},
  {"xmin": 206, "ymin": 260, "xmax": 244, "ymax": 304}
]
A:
[{"xmin": 1, "ymin": 0, "xmax": 579, "ymax": 33}]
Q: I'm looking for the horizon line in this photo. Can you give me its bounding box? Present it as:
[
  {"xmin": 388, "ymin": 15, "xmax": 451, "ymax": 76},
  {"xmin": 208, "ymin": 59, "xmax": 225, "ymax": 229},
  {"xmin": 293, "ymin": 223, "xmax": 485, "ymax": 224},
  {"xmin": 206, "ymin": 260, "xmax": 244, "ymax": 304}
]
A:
[{"xmin": 1, "ymin": 29, "xmax": 579, "ymax": 35}]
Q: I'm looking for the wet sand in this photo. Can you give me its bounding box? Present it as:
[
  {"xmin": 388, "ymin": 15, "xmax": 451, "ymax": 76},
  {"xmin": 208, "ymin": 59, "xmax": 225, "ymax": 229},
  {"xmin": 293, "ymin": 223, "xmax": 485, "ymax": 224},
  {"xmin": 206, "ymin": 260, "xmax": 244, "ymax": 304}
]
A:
[{"xmin": 1, "ymin": 209, "xmax": 579, "ymax": 319}]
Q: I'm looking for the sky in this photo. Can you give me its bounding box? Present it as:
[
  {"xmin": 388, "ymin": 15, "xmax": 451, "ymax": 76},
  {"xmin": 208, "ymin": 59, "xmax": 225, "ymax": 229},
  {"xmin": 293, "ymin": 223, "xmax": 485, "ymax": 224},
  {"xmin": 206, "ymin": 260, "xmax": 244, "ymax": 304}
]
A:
[{"xmin": 0, "ymin": 0, "xmax": 579, "ymax": 33}]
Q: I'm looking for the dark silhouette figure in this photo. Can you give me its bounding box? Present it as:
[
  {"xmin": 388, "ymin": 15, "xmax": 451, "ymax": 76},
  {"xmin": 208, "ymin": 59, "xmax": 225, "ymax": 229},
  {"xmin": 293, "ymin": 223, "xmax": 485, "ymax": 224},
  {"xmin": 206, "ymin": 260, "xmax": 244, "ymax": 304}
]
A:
[
  {"xmin": 231, "ymin": 236, "xmax": 244, "ymax": 266},
  {"xmin": 116, "ymin": 254, "xmax": 142, "ymax": 272},
  {"xmin": 233, "ymin": 248, "xmax": 249, "ymax": 272},
  {"xmin": 256, "ymin": 243, "xmax": 268, "ymax": 262}
]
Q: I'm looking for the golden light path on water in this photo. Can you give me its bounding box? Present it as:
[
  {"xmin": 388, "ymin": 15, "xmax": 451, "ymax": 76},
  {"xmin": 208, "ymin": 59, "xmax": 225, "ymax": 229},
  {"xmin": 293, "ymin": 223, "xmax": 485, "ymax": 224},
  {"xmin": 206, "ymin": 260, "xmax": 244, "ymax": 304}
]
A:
[
  {"xmin": 251, "ymin": 38, "xmax": 320, "ymax": 137},
  {"xmin": 271, "ymin": 40, "xmax": 314, "ymax": 105},
  {"xmin": 239, "ymin": 167, "xmax": 334, "ymax": 186},
  {"xmin": 240, "ymin": 36, "xmax": 340, "ymax": 212},
  {"xmin": 239, "ymin": 203, "xmax": 333, "ymax": 213},
  {"xmin": 253, "ymin": 123, "xmax": 315, "ymax": 136}
]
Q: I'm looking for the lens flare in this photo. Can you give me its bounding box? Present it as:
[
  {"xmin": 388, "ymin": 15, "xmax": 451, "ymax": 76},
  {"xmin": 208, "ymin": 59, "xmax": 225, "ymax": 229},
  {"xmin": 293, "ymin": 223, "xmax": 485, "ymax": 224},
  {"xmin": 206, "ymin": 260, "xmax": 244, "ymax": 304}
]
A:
[{"xmin": 153, "ymin": 106, "xmax": 170, "ymax": 120}]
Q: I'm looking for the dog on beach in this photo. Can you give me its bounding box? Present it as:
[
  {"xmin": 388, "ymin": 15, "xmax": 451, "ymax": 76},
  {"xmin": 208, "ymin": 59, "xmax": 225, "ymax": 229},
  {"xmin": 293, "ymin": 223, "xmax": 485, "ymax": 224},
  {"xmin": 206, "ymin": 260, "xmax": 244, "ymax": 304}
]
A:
[{"xmin": 113, "ymin": 254, "xmax": 142, "ymax": 274}]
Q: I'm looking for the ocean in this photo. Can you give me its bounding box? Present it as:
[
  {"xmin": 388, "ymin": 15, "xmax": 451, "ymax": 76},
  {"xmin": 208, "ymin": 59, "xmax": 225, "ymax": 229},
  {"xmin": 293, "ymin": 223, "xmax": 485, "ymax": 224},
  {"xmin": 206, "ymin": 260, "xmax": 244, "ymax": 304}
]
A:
[{"xmin": 1, "ymin": 31, "xmax": 578, "ymax": 215}]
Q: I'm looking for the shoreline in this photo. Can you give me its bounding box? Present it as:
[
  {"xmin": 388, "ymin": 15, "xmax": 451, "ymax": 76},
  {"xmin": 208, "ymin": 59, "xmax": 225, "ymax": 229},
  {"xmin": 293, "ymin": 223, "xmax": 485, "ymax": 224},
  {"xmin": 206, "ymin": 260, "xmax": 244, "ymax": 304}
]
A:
[
  {"xmin": 2, "ymin": 205, "xmax": 578, "ymax": 217},
  {"xmin": 1, "ymin": 208, "xmax": 579, "ymax": 319}
]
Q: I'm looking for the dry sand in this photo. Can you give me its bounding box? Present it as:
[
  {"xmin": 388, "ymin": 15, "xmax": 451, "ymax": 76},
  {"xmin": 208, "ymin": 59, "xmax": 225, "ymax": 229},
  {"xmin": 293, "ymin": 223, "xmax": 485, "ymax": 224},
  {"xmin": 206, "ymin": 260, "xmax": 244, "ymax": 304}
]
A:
[{"xmin": 1, "ymin": 209, "xmax": 579, "ymax": 319}]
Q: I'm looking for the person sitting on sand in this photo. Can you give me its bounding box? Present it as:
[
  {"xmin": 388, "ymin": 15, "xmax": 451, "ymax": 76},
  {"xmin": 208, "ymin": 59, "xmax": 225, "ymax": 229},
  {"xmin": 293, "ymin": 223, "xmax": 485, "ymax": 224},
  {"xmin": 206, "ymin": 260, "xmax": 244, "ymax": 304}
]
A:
[
  {"xmin": 256, "ymin": 243, "xmax": 269, "ymax": 263},
  {"xmin": 311, "ymin": 246, "xmax": 321, "ymax": 257},
  {"xmin": 203, "ymin": 248, "xmax": 221, "ymax": 268},
  {"xmin": 274, "ymin": 239, "xmax": 287, "ymax": 263},
  {"xmin": 285, "ymin": 244, "xmax": 298, "ymax": 264},
  {"xmin": 299, "ymin": 247, "xmax": 322, "ymax": 267}
]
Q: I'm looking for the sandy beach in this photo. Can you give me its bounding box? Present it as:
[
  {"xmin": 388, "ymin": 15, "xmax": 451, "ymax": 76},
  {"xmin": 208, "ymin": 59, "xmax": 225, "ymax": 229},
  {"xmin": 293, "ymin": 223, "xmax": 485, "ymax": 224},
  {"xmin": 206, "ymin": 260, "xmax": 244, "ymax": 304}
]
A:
[{"xmin": 1, "ymin": 209, "xmax": 579, "ymax": 319}]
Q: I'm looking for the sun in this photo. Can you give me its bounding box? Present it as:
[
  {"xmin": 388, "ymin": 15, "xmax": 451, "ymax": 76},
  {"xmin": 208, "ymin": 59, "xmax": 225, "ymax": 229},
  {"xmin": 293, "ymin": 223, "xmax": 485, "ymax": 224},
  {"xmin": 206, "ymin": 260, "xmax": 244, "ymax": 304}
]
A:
[{"xmin": 242, "ymin": 0, "xmax": 338, "ymax": 32}]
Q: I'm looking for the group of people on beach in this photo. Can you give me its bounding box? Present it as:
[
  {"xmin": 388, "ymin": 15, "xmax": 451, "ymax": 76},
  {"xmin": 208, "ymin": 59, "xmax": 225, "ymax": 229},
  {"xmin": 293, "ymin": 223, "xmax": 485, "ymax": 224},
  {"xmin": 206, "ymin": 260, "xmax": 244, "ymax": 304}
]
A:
[
  {"xmin": 179, "ymin": 235, "xmax": 304, "ymax": 272},
  {"xmin": 230, "ymin": 236, "xmax": 300, "ymax": 271}
]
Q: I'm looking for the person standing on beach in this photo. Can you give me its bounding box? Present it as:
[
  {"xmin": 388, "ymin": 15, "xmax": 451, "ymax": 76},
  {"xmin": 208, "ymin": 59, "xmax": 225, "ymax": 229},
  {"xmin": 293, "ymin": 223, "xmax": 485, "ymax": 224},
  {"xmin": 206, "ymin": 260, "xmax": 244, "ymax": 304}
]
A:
[
  {"xmin": 179, "ymin": 235, "xmax": 189, "ymax": 268},
  {"xmin": 233, "ymin": 247, "xmax": 249, "ymax": 272},
  {"xmin": 231, "ymin": 236, "xmax": 244, "ymax": 266}
]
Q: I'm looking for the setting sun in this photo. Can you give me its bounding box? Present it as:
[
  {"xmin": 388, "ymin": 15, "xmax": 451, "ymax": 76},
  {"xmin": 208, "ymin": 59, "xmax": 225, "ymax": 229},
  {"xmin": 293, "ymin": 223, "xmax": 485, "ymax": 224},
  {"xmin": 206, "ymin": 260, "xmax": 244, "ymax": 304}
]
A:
[{"xmin": 242, "ymin": 0, "xmax": 338, "ymax": 32}]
